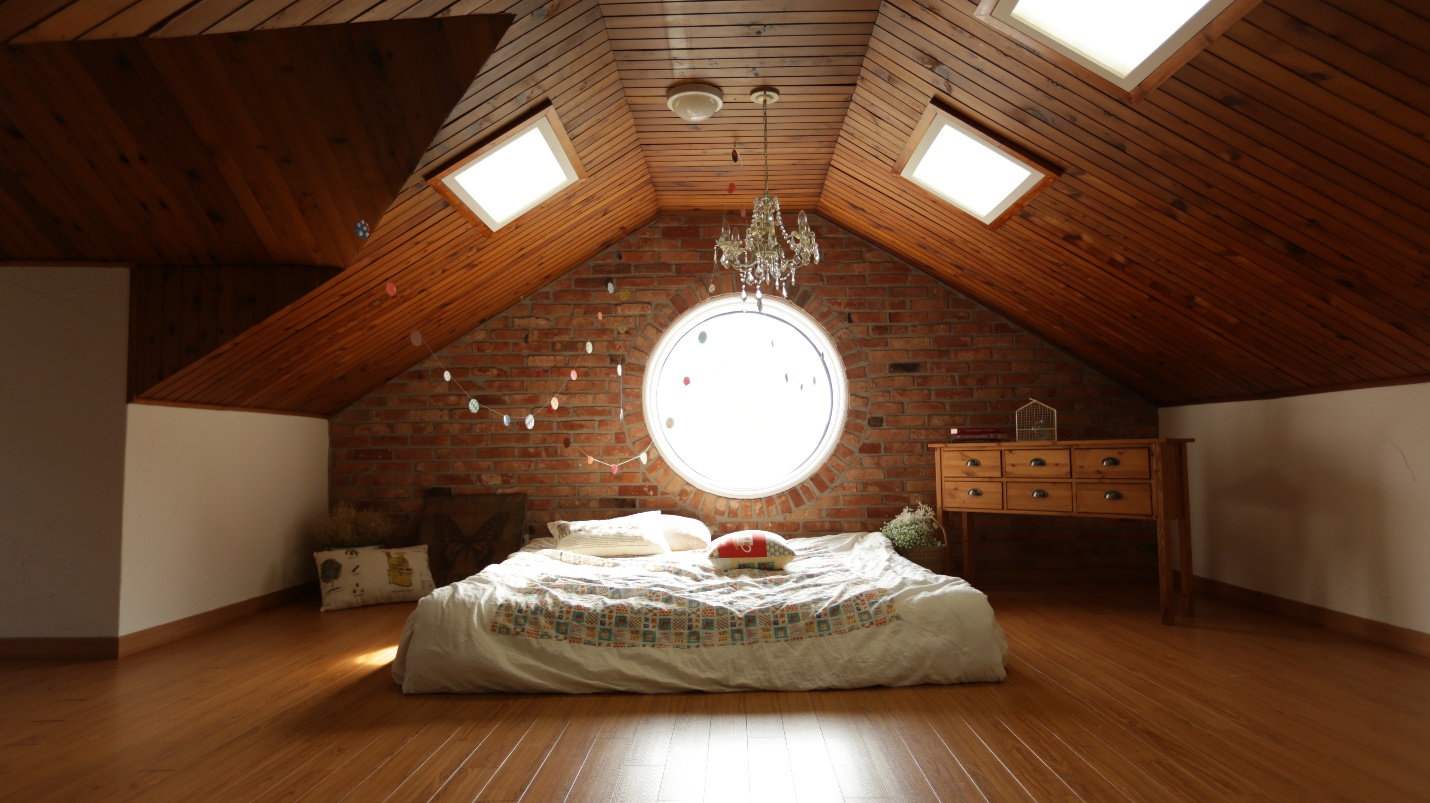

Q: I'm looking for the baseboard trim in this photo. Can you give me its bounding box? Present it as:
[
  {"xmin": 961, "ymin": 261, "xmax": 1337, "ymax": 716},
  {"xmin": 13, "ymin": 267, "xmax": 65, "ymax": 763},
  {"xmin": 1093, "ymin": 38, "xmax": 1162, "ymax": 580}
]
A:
[
  {"xmin": 118, "ymin": 583, "xmax": 313, "ymax": 658},
  {"xmin": 1190, "ymin": 574, "xmax": 1430, "ymax": 659},
  {"xmin": 0, "ymin": 637, "xmax": 119, "ymax": 660}
]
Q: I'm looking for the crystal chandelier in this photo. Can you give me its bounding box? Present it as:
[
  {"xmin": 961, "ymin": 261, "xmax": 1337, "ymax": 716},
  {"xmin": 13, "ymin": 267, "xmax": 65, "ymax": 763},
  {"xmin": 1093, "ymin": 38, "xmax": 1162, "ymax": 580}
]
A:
[{"xmin": 715, "ymin": 89, "xmax": 819, "ymax": 310}]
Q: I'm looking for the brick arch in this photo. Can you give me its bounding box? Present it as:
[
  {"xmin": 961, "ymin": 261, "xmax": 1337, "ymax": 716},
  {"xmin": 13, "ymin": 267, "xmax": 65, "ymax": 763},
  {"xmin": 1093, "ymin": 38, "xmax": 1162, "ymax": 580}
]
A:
[{"xmin": 615, "ymin": 271, "xmax": 871, "ymax": 530}]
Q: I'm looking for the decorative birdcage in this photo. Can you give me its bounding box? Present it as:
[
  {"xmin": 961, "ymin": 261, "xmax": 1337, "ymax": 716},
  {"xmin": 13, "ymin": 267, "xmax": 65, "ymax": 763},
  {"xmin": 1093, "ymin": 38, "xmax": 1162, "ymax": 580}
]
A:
[{"xmin": 1015, "ymin": 398, "xmax": 1057, "ymax": 442}]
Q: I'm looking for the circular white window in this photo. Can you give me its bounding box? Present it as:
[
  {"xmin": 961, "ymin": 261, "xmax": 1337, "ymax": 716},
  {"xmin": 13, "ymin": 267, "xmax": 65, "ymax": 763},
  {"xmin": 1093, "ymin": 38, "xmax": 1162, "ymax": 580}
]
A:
[{"xmin": 643, "ymin": 294, "xmax": 848, "ymax": 499}]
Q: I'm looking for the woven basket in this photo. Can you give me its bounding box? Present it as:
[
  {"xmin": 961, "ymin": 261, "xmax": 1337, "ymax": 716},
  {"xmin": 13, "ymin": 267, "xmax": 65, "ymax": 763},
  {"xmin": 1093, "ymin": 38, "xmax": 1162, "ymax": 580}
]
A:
[{"xmin": 895, "ymin": 544, "xmax": 948, "ymax": 575}]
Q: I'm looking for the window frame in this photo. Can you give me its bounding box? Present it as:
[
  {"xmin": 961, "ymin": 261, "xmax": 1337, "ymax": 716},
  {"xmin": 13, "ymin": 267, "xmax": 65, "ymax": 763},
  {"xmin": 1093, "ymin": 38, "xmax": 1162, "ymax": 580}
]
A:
[
  {"xmin": 424, "ymin": 102, "xmax": 585, "ymax": 235},
  {"xmin": 893, "ymin": 102, "xmax": 1058, "ymax": 230},
  {"xmin": 974, "ymin": 0, "xmax": 1262, "ymax": 104},
  {"xmin": 641, "ymin": 294, "xmax": 849, "ymax": 500}
]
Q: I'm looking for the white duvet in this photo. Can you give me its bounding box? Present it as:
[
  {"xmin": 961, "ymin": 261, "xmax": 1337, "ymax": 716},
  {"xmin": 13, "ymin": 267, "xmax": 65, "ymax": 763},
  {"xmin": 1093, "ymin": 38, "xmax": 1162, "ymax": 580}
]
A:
[{"xmin": 393, "ymin": 531, "xmax": 1006, "ymax": 694}]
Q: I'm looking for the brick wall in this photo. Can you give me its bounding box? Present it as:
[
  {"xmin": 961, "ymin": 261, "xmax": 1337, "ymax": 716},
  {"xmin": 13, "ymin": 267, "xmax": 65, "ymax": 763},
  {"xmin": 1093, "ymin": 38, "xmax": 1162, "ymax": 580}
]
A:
[{"xmin": 331, "ymin": 214, "xmax": 1161, "ymax": 579}]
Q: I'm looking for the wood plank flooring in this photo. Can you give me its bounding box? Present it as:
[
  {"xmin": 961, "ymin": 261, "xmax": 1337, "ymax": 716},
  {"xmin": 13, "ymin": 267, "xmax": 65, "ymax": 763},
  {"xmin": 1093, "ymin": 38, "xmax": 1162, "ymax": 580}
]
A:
[{"xmin": 1, "ymin": 586, "xmax": 1426, "ymax": 801}]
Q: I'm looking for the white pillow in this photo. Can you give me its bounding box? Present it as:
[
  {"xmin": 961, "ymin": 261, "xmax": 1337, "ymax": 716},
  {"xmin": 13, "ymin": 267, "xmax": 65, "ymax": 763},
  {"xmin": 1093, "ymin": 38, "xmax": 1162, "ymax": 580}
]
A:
[
  {"xmin": 658, "ymin": 514, "xmax": 712, "ymax": 551},
  {"xmin": 546, "ymin": 511, "xmax": 668, "ymax": 557},
  {"xmin": 314, "ymin": 545, "xmax": 436, "ymax": 611}
]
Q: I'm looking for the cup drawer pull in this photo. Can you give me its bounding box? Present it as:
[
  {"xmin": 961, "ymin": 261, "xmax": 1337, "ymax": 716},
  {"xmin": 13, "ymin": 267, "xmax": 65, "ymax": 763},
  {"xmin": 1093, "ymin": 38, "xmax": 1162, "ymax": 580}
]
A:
[
  {"xmin": 965, "ymin": 458, "xmax": 981, "ymax": 467},
  {"xmin": 1029, "ymin": 457, "xmax": 1046, "ymax": 467},
  {"xmin": 967, "ymin": 488, "xmax": 983, "ymax": 497},
  {"xmin": 1031, "ymin": 489, "xmax": 1049, "ymax": 499},
  {"xmin": 1104, "ymin": 490, "xmax": 1123, "ymax": 500},
  {"xmin": 1101, "ymin": 456, "xmax": 1120, "ymax": 466}
]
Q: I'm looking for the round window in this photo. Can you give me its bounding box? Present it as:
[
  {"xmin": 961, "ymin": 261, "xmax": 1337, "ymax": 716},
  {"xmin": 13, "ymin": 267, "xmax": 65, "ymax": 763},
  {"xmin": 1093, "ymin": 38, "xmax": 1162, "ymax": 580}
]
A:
[{"xmin": 642, "ymin": 294, "xmax": 848, "ymax": 499}]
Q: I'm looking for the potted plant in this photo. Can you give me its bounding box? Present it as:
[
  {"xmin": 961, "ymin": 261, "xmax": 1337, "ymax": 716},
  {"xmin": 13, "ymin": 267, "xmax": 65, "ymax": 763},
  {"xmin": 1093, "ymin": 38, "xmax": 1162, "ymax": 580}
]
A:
[
  {"xmin": 880, "ymin": 502, "xmax": 948, "ymax": 574},
  {"xmin": 310, "ymin": 501, "xmax": 393, "ymax": 551}
]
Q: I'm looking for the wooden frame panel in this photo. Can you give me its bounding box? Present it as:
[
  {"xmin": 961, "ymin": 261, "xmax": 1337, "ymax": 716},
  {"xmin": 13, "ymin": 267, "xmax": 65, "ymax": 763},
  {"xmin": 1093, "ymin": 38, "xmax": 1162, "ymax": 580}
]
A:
[
  {"xmin": 892, "ymin": 101, "xmax": 1058, "ymax": 230},
  {"xmin": 423, "ymin": 102, "xmax": 587, "ymax": 236},
  {"xmin": 974, "ymin": 0, "xmax": 1263, "ymax": 104}
]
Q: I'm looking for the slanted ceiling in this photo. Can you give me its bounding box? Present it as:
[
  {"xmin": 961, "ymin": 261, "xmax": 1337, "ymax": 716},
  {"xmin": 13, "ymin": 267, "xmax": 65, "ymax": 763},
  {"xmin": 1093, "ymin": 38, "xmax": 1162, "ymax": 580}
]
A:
[{"xmin": 4, "ymin": 0, "xmax": 1427, "ymax": 414}]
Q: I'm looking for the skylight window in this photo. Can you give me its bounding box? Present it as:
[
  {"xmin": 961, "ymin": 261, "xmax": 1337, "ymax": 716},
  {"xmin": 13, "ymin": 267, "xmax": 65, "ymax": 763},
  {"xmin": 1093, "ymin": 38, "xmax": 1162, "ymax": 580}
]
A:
[
  {"xmin": 976, "ymin": 0, "xmax": 1249, "ymax": 102},
  {"xmin": 426, "ymin": 104, "xmax": 583, "ymax": 233},
  {"xmin": 896, "ymin": 107, "xmax": 1055, "ymax": 228}
]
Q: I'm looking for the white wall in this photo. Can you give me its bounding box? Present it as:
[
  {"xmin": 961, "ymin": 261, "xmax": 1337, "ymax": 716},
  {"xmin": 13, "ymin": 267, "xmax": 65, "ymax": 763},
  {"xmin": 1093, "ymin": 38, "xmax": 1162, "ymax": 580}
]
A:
[
  {"xmin": 0, "ymin": 267, "xmax": 129, "ymax": 638},
  {"xmin": 1161, "ymin": 383, "xmax": 1430, "ymax": 635},
  {"xmin": 120, "ymin": 404, "xmax": 328, "ymax": 636}
]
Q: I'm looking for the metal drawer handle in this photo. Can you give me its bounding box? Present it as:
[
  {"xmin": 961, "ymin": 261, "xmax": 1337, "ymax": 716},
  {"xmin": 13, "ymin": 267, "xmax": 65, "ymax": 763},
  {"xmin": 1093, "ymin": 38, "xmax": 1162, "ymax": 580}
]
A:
[
  {"xmin": 1031, "ymin": 489, "xmax": 1049, "ymax": 499},
  {"xmin": 1104, "ymin": 490, "xmax": 1123, "ymax": 500},
  {"xmin": 1029, "ymin": 457, "xmax": 1046, "ymax": 467},
  {"xmin": 965, "ymin": 458, "xmax": 981, "ymax": 467},
  {"xmin": 967, "ymin": 488, "xmax": 983, "ymax": 497},
  {"xmin": 1102, "ymin": 456, "xmax": 1120, "ymax": 466}
]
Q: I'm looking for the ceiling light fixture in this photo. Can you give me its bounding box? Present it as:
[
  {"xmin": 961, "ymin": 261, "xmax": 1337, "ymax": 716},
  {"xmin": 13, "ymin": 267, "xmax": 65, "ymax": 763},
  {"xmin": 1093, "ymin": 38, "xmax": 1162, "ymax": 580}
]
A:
[
  {"xmin": 715, "ymin": 89, "xmax": 819, "ymax": 310},
  {"xmin": 666, "ymin": 83, "xmax": 724, "ymax": 122}
]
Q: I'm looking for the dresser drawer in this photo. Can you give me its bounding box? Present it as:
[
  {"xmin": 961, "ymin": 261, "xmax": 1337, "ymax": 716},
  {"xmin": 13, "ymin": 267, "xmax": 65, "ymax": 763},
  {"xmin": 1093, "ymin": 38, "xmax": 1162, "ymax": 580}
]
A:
[
  {"xmin": 1075, "ymin": 483, "xmax": 1153, "ymax": 516},
  {"xmin": 1003, "ymin": 448, "xmax": 1071, "ymax": 478},
  {"xmin": 941, "ymin": 480, "xmax": 1005, "ymax": 511},
  {"xmin": 1073, "ymin": 447, "xmax": 1150, "ymax": 479},
  {"xmin": 1005, "ymin": 481, "xmax": 1073, "ymax": 513},
  {"xmin": 941, "ymin": 449, "xmax": 1003, "ymax": 478}
]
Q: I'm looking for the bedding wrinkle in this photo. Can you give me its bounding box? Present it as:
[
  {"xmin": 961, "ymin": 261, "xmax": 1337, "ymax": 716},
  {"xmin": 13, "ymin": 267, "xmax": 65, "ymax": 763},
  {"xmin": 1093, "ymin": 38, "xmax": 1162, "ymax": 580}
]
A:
[{"xmin": 394, "ymin": 532, "xmax": 1007, "ymax": 693}]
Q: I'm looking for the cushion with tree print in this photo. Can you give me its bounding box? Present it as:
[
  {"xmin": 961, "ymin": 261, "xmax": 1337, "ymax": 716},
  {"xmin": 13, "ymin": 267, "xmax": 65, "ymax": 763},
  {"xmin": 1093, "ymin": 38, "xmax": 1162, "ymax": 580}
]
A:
[{"xmin": 314, "ymin": 545, "xmax": 436, "ymax": 611}]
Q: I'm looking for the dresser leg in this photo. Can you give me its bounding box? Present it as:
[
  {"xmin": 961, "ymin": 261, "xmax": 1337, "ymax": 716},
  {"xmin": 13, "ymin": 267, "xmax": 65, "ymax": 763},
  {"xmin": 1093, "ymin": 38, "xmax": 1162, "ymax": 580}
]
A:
[
  {"xmin": 1179, "ymin": 515, "xmax": 1194, "ymax": 616},
  {"xmin": 1157, "ymin": 516, "xmax": 1175, "ymax": 625},
  {"xmin": 961, "ymin": 512, "xmax": 974, "ymax": 584}
]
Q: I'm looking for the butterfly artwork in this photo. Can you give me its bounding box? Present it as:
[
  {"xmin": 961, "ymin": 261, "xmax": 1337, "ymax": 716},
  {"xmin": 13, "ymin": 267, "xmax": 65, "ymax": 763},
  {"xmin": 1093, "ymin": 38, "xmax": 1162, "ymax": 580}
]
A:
[{"xmin": 418, "ymin": 493, "xmax": 528, "ymax": 587}]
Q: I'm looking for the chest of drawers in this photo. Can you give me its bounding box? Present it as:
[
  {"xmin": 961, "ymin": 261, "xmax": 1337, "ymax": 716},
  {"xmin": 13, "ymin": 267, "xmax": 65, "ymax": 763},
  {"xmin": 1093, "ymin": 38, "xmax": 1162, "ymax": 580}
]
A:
[{"xmin": 930, "ymin": 438, "xmax": 1193, "ymax": 624}]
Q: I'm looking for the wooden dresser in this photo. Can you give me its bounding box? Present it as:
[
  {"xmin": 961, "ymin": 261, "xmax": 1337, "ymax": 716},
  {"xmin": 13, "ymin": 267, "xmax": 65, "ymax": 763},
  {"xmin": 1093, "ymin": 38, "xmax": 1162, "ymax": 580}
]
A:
[{"xmin": 930, "ymin": 438, "xmax": 1194, "ymax": 624}]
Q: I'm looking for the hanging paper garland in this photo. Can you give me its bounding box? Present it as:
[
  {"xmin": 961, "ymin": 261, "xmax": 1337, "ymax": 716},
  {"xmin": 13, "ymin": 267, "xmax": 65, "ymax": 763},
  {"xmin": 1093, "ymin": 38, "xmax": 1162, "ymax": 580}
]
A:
[
  {"xmin": 355, "ymin": 220, "xmax": 370, "ymax": 239},
  {"xmin": 385, "ymin": 282, "xmax": 397, "ymax": 297}
]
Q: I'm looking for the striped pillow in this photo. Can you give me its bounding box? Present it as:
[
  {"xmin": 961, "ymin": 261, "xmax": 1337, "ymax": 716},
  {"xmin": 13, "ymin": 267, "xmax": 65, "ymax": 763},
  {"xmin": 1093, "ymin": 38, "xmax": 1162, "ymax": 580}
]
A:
[{"xmin": 707, "ymin": 530, "xmax": 795, "ymax": 571}]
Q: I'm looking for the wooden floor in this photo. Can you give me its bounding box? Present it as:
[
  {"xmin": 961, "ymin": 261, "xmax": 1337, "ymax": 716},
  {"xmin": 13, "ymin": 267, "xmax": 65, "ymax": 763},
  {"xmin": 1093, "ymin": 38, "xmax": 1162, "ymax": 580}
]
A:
[{"xmin": 2, "ymin": 587, "xmax": 1427, "ymax": 802}]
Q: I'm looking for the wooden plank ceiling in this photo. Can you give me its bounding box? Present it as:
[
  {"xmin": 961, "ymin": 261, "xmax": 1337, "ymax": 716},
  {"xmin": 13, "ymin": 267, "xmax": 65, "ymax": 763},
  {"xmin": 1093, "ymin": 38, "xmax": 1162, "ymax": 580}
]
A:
[
  {"xmin": 3, "ymin": 0, "xmax": 1426, "ymax": 413},
  {"xmin": 0, "ymin": 16, "xmax": 508, "ymax": 267}
]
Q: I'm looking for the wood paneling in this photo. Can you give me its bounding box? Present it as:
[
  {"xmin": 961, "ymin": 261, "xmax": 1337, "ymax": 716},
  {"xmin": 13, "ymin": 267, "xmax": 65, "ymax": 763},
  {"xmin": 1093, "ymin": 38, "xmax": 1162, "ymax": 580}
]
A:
[
  {"xmin": 1, "ymin": 588, "xmax": 1427, "ymax": 798},
  {"xmin": 819, "ymin": 0, "xmax": 1430, "ymax": 404},
  {"xmin": 2, "ymin": 0, "xmax": 1426, "ymax": 411},
  {"xmin": 0, "ymin": 16, "xmax": 508, "ymax": 268},
  {"xmin": 130, "ymin": 0, "xmax": 660, "ymax": 414},
  {"xmin": 601, "ymin": 0, "xmax": 881, "ymax": 212},
  {"xmin": 127, "ymin": 264, "xmax": 340, "ymax": 398}
]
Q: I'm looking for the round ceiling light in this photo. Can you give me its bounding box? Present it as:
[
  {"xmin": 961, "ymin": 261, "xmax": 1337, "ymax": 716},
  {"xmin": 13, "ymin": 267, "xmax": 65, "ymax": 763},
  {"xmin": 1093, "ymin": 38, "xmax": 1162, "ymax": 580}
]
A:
[{"xmin": 666, "ymin": 83, "xmax": 724, "ymax": 122}]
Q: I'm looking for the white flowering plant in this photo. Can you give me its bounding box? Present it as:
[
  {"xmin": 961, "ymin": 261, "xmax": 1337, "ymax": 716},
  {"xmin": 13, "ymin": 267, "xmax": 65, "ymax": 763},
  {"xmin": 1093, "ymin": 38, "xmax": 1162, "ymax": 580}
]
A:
[{"xmin": 880, "ymin": 502, "xmax": 944, "ymax": 549}]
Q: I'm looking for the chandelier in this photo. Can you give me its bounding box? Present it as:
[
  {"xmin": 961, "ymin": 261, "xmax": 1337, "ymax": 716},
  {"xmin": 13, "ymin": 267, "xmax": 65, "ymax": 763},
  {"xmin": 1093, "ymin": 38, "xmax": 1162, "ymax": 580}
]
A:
[{"xmin": 715, "ymin": 89, "xmax": 819, "ymax": 310}]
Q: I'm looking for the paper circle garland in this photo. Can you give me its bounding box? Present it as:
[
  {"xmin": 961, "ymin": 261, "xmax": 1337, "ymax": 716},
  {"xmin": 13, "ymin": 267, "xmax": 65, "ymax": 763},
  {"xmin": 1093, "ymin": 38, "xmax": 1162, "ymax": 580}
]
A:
[
  {"xmin": 524, "ymin": 414, "xmax": 535, "ymax": 430},
  {"xmin": 665, "ymin": 417, "xmax": 675, "ymax": 429},
  {"xmin": 639, "ymin": 451, "xmax": 648, "ymax": 465},
  {"xmin": 708, "ymin": 283, "xmax": 716, "ymax": 293},
  {"xmin": 727, "ymin": 182, "xmax": 736, "ymax": 194},
  {"xmin": 355, "ymin": 220, "xmax": 370, "ymax": 238},
  {"xmin": 587, "ymin": 456, "xmax": 594, "ymax": 465},
  {"xmin": 502, "ymin": 414, "xmax": 512, "ymax": 426},
  {"xmin": 617, "ymin": 363, "xmax": 623, "ymax": 377},
  {"xmin": 570, "ymin": 369, "xmax": 578, "ymax": 380},
  {"xmin": 563, "ymin": 436, "xmax": 572, "ymax": 448},
  {"xmin": 385, "ymin": 282, "xmax": 397, "ymax": 297},
  {"xmin": 550, "ymin": 397, "xmax": 559, "ymax": 410},
  {"xmin": 597, "ymin": 311, "xmax": 603, "ymax": 321},
  {"xmin": 468, "ymin": 399, "xmax": 480, "ymax": 413},
  {"xmin": 443, "ymin": 370, "xmax": 451, "ymax": 382},
  {"xmin": 409, "ymin": 331, "xmax": 423, "ymax": 346},
  {"xmin": 585, "ymin": 341, "xmax": 593, "ymax": 354},
  {"xmin": 611, "ymin": 464, "xmax": 619, "ymax": 476},
  {"xmin": 619, "ymin": 408, "xmax": 625, "ymax": 421},
  {"xmin": 698, "ymin": 331, "xmax": 707, "ymax": 344}
]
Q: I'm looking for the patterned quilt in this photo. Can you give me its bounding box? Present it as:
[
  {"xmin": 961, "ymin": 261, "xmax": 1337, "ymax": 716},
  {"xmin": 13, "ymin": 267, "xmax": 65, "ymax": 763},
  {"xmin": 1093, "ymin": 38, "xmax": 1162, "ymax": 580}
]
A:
[{"xmin": 489, "ymin": 540, "xmax": 900, "ymax": 648}]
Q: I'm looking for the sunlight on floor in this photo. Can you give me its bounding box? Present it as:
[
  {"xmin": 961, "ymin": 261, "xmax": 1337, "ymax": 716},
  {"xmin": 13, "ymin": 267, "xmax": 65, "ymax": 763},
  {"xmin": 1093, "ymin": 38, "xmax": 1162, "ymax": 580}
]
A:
[{"xmin": 354, "ymin": 645, "xmax": 398, "ymax": 666}]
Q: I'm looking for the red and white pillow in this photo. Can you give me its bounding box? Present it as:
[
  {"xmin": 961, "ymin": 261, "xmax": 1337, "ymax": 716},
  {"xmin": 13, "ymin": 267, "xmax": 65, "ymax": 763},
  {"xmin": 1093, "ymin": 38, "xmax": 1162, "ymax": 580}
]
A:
[{"xmin": 706, "ymin": 530, "xmax": 796, "ymax": 571}]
